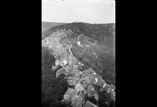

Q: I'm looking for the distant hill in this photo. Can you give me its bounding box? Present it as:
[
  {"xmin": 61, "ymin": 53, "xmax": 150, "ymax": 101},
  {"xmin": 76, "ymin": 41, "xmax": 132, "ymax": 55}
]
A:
[
  {"xmin": 42, "ymin": 22, "xmax": 115, "ymax": 43},
  {"xmin": 42, "ymin": 22, "xmax": 67, "ymax": 33}
]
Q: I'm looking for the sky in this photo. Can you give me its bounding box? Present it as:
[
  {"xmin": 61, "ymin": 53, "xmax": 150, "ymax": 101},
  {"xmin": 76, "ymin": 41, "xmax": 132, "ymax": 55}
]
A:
[{"xmin": 42, "ymin": 0, "xmax": 115, "ymax": 24}]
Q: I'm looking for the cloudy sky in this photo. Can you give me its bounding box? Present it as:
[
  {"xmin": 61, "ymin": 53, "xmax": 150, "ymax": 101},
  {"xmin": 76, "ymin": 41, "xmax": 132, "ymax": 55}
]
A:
[{"xmin": 42, "ymin": 0, "xmax": 115, "ymax": 24}]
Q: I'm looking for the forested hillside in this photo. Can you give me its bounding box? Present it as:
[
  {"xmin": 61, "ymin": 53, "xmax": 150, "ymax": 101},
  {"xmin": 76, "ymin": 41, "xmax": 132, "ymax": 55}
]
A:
[{"xmin": 42, "ymin": 22, "xmax": 115, "ymax": 107}]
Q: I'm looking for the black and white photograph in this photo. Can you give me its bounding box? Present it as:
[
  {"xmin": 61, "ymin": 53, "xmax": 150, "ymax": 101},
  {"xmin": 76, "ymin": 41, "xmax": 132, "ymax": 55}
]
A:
[{"xmin": 42, "ymin": 0, "xmax": 115, "ymax": 107}]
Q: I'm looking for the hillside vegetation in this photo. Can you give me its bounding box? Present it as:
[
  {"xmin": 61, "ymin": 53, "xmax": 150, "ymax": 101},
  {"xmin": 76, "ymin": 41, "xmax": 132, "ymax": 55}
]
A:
[{"xmin": 42, "ymin": 22, "xmax": 115, "ymax": 107}]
